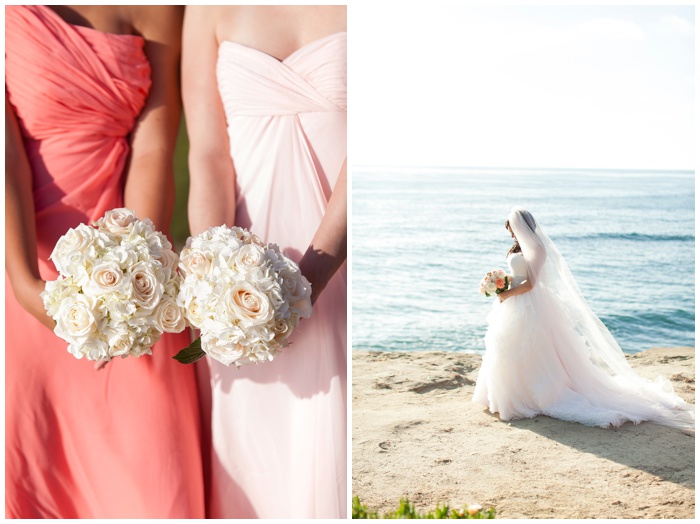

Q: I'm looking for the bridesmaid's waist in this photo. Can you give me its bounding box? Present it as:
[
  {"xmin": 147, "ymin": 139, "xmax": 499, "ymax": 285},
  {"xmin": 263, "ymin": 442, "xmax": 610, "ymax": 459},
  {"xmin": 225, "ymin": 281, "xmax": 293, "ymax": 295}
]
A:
[{"xmin": 29, "ymin": 138, "xmax": 128, "ymax": 213}]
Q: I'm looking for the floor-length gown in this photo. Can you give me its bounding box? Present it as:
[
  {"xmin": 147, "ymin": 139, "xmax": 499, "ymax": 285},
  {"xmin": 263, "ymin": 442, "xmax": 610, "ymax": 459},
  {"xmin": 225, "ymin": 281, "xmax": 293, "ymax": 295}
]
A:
[
  {"xmin": 206, "ymin": 32, "xmax": 347, "ymax": 518},
  {"xmin": 473, "ymin": 251, "xmax": 694, "ymax": 433},
  {"xmin": 5, "ymin": 6, "xmax": 204, "ymax": 518}
]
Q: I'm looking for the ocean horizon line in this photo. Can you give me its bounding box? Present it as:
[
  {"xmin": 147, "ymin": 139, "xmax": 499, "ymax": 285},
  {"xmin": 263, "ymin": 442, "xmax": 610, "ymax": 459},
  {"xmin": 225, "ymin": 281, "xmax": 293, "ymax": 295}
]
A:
[{"xmin": 352, "ymin": 165, "xmax": 695, "ymax": 176}]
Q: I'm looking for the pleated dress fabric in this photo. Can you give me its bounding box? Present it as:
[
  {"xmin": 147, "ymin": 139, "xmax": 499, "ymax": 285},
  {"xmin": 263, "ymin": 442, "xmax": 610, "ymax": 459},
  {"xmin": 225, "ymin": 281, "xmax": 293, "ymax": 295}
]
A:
[
  {"xmin": 5, "ymin": 6, "xmax": 204, "ymax": 518},
  {"xmin": 205, "ymin": 32, "xmax": 347, "ymax": 518}
]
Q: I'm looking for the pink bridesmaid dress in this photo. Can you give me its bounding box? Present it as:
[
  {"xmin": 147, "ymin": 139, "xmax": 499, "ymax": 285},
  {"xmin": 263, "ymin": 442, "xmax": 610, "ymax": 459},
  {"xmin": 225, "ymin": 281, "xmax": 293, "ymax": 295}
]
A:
[
  {"xmin": 5, "ymin": 6, "xmax": 204, "ymax": 518},
  {"xmin": 206, "ymin": 32, "xmax": 347, "ymax": 518}
]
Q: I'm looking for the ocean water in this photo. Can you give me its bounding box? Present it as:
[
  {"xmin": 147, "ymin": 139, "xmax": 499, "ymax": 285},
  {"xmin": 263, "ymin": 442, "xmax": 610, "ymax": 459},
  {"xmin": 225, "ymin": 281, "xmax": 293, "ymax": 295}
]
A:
[{"xmin": 351, "ymin": 167, "xmax": 695, "ymax": 355}]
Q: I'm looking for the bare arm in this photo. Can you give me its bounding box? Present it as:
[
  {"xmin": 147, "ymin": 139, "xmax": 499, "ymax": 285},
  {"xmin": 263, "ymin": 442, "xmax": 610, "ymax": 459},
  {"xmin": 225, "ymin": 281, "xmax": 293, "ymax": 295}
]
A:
[
  {"xmin": 182, "ymin": 6, "xmax": 236, "ymax": 236},
  {"xmin": 299, "ymin": 158, "xmax": 347, "ymax": 305},
  {"xmin": 499, "ymin": 277, "xmax": 533, "ymax": 302},
  {"xmin": 124, "ymin": 6, "xmax": 184, "ymax": 233},
  {"xmin": 5, "ymin": 93, "xmax": 54, "ymax": 329}
]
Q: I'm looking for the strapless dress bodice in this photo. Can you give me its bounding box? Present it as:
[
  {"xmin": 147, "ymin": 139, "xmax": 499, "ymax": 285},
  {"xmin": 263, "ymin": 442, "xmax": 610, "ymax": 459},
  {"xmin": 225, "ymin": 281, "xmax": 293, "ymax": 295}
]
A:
[{"xmin": 508, "ymin": 252, "xmax": 528, "ymax": 287}]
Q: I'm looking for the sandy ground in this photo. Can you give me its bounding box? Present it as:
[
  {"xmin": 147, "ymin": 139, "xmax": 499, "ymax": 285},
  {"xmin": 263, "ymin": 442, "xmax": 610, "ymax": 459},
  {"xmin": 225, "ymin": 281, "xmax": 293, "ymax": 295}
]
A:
[{"xmin": 352, "ymin": 347, "xmax": 695, "ymax": 519}]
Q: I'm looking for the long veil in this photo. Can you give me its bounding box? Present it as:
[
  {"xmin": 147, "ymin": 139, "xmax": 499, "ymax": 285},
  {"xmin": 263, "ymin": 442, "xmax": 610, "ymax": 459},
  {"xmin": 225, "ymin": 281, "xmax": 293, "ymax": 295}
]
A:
[{"xmin": 508, "ymin": 206, "xmax": 694, "ymax": 434}]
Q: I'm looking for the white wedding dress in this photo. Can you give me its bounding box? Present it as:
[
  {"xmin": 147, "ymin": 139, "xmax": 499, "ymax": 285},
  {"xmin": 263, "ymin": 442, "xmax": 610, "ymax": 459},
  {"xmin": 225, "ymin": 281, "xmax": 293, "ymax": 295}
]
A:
[{"xmin": 473, "ymin": 207, "xmax": 694, "ymax": 434}]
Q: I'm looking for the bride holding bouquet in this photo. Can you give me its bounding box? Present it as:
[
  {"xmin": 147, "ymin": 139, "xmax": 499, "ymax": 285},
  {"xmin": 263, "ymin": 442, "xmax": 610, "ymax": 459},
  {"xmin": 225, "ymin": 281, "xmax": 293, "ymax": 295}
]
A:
[{"xmin": 473, "ymin": 207, "xmax": 694, "ymax": 434}]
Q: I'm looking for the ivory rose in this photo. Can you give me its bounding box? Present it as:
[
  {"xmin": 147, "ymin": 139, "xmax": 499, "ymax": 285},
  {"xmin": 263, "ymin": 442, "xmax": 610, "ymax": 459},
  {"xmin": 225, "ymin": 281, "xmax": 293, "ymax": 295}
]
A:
[
  {"xmin": 96, "ymin": 208, "xmax": 137, "ymax": 235},
  {"xmin": 130, "ymin": 262, "xmax": 163, "ymax": 310},
  {"xmin": 180, "ymin": 248, "xmax": 212, "ymax": 277},
  {"xmin": 86, "ymin": 261, "xmax": 129, "ymax": 296},
  {"xmin": 155, "ymin": 297, "xmax": 186, "ymax": 334},
  {"xmin": 54, "ymin": 294, "xmax": 99, "ymax": 344},
  {"xmin": 225, "ymin": 283, "xmax": 274, "ymax": 326}
]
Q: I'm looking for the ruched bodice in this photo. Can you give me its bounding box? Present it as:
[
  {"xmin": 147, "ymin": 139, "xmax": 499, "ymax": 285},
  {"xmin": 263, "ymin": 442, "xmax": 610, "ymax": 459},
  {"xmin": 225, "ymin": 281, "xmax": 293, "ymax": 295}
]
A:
[
  {"xmin": 5, "ymin": 6, "xmax": 151, "ymax": 273},
  {"xmin": 214, "ymin": 32, "xmax": 347, "ymax": 249},
  {"xmin": 216, "ymin": 32, "xmax": 346, "ymax": 117},
  {"xmin": 5, "ymin": 8, "xmax": 149, "ymax": 139}
]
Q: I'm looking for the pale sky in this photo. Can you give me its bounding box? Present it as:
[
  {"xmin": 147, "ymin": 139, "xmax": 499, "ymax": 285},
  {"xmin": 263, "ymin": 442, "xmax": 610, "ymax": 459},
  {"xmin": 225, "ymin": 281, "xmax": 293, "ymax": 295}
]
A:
[{"xmin": 349, "ymin": 4, "xmax": 695, "ymax": 170}]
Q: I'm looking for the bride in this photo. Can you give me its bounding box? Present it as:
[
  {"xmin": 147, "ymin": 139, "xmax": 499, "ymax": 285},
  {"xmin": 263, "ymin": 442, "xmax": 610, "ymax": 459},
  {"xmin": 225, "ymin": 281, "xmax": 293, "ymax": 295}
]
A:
[{"xmin": 473, "ymin": 206, "xmax": 694, "ymax": 434}]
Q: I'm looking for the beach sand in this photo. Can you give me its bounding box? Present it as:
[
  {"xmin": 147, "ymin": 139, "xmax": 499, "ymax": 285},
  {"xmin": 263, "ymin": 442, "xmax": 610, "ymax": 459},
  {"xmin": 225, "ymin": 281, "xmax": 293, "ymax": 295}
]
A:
[{"xmin": 352, "ymin": 347, "xmax": 695, "ymax": 519}]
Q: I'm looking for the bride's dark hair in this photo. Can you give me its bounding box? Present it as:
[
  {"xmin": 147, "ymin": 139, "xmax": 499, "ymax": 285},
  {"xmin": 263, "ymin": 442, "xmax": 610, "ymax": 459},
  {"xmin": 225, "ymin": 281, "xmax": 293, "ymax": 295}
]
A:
[{"xmin": 505, "ymin": 219, "xmax": 521, "ymax": 256}]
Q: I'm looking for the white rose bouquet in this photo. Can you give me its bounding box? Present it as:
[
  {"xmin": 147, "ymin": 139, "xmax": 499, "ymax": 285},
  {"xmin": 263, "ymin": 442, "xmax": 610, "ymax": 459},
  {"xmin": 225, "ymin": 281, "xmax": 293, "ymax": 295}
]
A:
[
  {"xmin": 174, "ymin": 225, "xmax": 313, "ymax": 367},
  {"xmin": 41, "ymin": 208, "xmax": 185, "ymax": 361},
  {"xmin": 479, "ymin": 269, "xmax": 510, "ymax": 297}
]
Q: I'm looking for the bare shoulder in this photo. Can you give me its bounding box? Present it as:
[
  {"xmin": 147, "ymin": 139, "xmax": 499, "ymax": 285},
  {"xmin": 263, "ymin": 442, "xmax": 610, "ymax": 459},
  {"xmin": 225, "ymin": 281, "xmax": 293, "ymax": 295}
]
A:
[
  {"xmin": 213, "ymin": 6, "xmax": 346, "ymax": 55},
  {"xmin": 128, "ymin": 6, "xmax": 184, "ymax": 44}
]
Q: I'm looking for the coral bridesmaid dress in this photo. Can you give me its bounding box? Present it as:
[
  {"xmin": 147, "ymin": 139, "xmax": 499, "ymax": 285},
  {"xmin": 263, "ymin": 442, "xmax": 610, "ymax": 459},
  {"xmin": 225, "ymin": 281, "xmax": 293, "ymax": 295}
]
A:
[
  {"xmin": 206, "ymin": 32, "xmax": 347, "ymax": 518},
  {"xmin": 5, "ymin": 6, "xmax": 204, "ymax": 518}
]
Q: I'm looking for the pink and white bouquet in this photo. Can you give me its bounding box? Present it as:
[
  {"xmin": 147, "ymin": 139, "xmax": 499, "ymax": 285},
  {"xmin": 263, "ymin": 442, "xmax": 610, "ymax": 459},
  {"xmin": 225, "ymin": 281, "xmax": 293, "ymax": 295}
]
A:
[
  {"xmin": 479, "ymin": 269, "xmax": 510, "ymax": 297},
  {"xmin": 41, "ymin": 208, "xmax": 185, "ymax": 361},
  {"xmin": 174, "ymin": 225, "xmax": 313, "ymax": 367}
]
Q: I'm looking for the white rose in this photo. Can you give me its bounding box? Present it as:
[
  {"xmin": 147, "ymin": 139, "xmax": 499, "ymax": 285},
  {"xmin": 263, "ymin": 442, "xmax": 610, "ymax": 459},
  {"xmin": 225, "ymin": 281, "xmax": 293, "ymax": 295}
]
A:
[
  {"xmin": 279, "ymin": 268, "xmax": 312, "ymax": 302},
  {"xmin": 97, "ymin": 208, "xmax": 137, "ymax": 235},
  {"xmin": 180, "ymin": 247, "xmax": 212, "ymax": 278},
  {"xmin": 154, "ymin": 297, "xmax": 186, "ymax": 333},
  {"xmin": 130, "ymin": 262, "xmax": 163, "ymax": 310},
  {"xmin": 232, "ymin": 243, "xmax": 266, "ymax": 272},
  {"xmin": 105, "ymin": 327, "xmax": 135, "ymax": 357},
  {"xmin": 202, "ymin": 332, "xmax": 246, "ymax": 367},
  {"xmin": 224, "ymin": 282, "xmax": 274, "ymax": 326},
  {"xmin": 272, "ymin": 318, "xmax": 293, "ymax": 345},
  {"xmin": 86, "ymin": 261, "xmax": 129, "ymax": 297},
  {"xmin": 485, "ymin": 282, "xmax": 497, "ymax": 295},
  {"xmin": 54, "ymin": 294, "xmax": 99, "ymax": 345},
  {"xmin": 279, "ymin": 269, "xmax": 313, "ymax": 319},
  {"xmin": 185, "ymin": 299, "xmax": 204, "ymax": 328},
  {"xmin": 50, "ymin": 224, "xmax": 96, "ymax": 276}
]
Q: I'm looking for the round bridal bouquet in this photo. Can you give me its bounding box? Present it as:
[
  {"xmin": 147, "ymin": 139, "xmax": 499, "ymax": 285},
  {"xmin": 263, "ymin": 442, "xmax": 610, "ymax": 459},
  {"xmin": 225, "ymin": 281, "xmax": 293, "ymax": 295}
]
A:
[
  {"xmin": 174, "ymin": 225, "xmax": 313, "ymax": 367},
  {"xmin": 479, "ymin": 269, "xmax": 510, "ymax": 297},
  {"xmin": 41, "ymin": 208, "xmax": 185, "ymax": 361}
]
